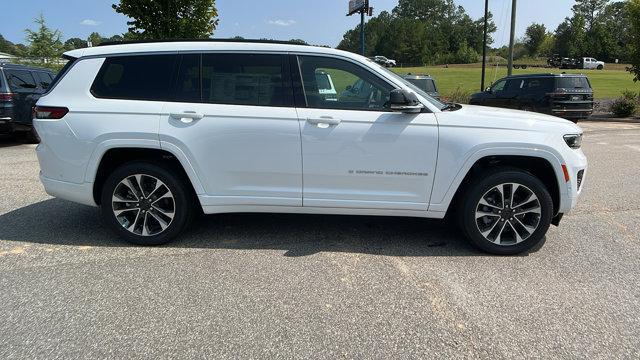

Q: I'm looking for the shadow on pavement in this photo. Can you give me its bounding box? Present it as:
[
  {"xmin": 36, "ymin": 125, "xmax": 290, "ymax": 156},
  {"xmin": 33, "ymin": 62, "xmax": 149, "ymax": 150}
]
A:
[
  {"xmin": 0, "ymin": 135, "xmax": 26, "ymax": 148},
  {"xmin": 0, "ymin": 198, "xmax": 494, "ymax": 257}
]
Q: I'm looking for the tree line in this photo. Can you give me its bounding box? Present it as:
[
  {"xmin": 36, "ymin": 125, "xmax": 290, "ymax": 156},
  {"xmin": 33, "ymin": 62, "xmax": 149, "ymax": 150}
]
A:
[
  {"xmin": 0, "ymin": 0, "xmax": 638, "ymax": 81},
  {"xmin": 337, "ymin": 0, "xmax": 497, "ymax": 66},
  {"xmin": 514, "ymin": 0, "xmax": 634, "ymax": 63}
]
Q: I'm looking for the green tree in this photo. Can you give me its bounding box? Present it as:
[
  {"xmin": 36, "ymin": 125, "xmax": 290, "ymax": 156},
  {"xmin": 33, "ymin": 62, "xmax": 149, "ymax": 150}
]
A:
[
  {"xmin": 628, "ymin": 0, "xmax": 640, "ymax": 81},
  {"xmin": 538, "ymin": 33, "xmax": 556, "ymax": 57},
  {"xmin": 0, "ymin": 34, "xmax": 18, "ymax": 55},
  {"xmin": 524, "ymin": 23, "xmax": 547, "ymax": 57},
  {"xmin": 338, "ymin": 0, "xmax": 495, "ymax": 65},
  {"xmin": 112, "ymin": 0, "xmax": 219, "ymax": 39},
  {"xmin": 555, "ymin": 15, "xmax": 587, "ymax": 57},
  {"xmin": 572, "ymin": 0, "xmax": 609, "ymax": 30},
  {"xmin": 64, "ymin": 37, "xmax": 86, "ymax": 50},
  {"xmin": 25, "ymin": 14, "xmax": 63, "ymax": 62},
  {"xmin": 88, "ymin": 32, "xmax": 104, "ymax": 46}
]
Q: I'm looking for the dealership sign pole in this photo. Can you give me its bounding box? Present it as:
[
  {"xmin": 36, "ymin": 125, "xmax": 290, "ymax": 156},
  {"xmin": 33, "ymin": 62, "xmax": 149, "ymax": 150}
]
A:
[
  {"xmin": 481, "ymin": 0, "xmax": 489, "ymax": 91},
  {"xmin": 347, "ymin": 0, "xmax": 371, "ymax": 56}
]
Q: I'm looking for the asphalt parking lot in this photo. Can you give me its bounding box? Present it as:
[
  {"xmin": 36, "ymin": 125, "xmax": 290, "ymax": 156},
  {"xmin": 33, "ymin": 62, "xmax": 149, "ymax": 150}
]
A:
[{"xmin": 1, "ymin": 121, "xmax": 639, "ymax": 359}]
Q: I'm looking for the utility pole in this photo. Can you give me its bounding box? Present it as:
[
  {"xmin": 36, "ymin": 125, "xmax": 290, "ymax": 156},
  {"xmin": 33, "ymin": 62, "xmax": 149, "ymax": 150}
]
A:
[
  {"xmin": 507, "ymin": 0, "xmax": 517, "ymax": 76},
  {"xmin": 481, "ymin": 0, "xmax": 489, "ymax": 91},
  {"xmin": 360, "ymin": 10, "xmax": 365, "ymax": 56}
]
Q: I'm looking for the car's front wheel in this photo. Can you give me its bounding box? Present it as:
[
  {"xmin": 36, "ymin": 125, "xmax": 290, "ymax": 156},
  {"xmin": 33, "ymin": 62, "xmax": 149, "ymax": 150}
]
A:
[
  {"xmin": 100, "ymin": 162, "xmax": 194, "ymax": 246},
  {"xmin": 459, "ymin": 169, "xmax": 553, "ymax": 255}
]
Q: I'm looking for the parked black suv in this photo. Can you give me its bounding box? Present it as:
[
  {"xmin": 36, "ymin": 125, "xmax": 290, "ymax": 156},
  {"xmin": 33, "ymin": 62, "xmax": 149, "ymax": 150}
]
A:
[
  {"xmin": 469, "ymin": 74, "xmax": 594, "ymax": 122},
  {"xmin": 0, "ymin": 63, "xmax": 56, "ymax": 142}
]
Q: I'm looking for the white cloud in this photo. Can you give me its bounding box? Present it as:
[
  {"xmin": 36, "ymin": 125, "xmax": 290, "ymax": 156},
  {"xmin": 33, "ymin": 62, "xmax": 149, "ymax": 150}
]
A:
[
  {"xmin": 80, "ymin": 19, "xmax": 100, "ymax": 26},
  {"xmin": 268, "ymin": 19, "xmax": 296, "ymax": 27}
]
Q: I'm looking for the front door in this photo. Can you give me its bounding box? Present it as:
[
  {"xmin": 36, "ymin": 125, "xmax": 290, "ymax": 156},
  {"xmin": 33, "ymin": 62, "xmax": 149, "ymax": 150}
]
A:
[
  {"xmin": 160, "ymin": 53, "xmax": 302, "ymax": 207},
  {"xmin": 294, "ymin": 55, "xmax": 438, "ymax": 210}
]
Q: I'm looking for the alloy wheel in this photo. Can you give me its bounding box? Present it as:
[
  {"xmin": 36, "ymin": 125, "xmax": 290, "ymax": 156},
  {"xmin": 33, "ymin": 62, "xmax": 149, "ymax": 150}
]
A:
[
  {"xmin": 475, "ymin": 183, "xmax": 542, "ymax": 245},
  {"xmin": 111, "ymin": 174, "xmax": 175, "ymax": 237}
]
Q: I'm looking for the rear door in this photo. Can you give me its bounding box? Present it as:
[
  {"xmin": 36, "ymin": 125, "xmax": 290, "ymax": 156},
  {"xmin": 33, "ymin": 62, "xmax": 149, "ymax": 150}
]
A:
[{"xmin": 160, "ymin": 53, "xmax": 302, "ymax": 208}]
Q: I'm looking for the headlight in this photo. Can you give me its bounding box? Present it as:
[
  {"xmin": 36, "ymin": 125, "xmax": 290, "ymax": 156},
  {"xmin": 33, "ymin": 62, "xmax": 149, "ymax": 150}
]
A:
[{"xmin": 564, "ymin": 134, "xmax": 583, "ymax": 149}]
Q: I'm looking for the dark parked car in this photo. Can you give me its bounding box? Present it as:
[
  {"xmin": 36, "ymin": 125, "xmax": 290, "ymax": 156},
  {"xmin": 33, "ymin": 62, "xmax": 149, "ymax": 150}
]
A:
[
  {"xmin": 469, "ymin": 74, "xmax": 594, "ymax": 122},
  {"xmin": 0, "ymin": 63, "xmax": 56, "ymax": 142},
  {"xmin": 403, "ymin": 74, "xmax": 440, "ymax": 100}
]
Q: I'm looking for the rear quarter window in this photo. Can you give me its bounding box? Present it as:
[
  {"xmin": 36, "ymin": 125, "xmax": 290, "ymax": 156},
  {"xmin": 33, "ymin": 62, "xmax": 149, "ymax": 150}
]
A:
[
  {"xmin": 34, "ymin": 71, "xmax": 53, "ymax": 89},
  {"xmin": 91, "ymin": 55, "xmax": 177, "ymax": 101},
  {"xmin": 4, "ymin": 69, "xmax": 37, "ymax": 92}
]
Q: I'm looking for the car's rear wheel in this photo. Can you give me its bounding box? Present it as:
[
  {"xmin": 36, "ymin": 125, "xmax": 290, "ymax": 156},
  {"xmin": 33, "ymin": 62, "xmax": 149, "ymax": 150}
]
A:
[
  {"xmin": 459, "ymin": 169, "xmax": 553, "ymax": 255},
  {"xmin": 100, "ymin": 162, "xmax": 193, "ymax": 245},
  {"xmin": 597, "ymin": 65, "xmax": 603, "ymax": 70}
]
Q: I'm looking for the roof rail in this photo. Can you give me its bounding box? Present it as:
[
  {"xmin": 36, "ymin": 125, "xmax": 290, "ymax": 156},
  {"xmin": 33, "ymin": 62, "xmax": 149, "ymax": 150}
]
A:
[{"xmin": 98, "ymin": 38, "xmax": 310, "ymax": 47}]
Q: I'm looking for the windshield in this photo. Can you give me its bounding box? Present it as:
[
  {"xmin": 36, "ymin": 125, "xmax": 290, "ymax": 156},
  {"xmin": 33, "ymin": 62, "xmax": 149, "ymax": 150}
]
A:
[{"xmin": 373, "ymin": 62, "xmax": 446, "ymax": 109}]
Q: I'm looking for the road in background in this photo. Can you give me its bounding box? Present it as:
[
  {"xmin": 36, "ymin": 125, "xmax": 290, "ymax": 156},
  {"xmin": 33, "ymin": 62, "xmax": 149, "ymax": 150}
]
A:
[{"xmin": 1, "ymin": 122, "xmax": 639, "ymax": 358}]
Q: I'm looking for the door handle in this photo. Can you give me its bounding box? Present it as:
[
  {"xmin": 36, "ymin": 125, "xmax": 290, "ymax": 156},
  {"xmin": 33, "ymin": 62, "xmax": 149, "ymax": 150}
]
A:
[
  {"xmin": 306, "ymin": 117, "xmax": 341, "ymax": 126},
  {"xmin": 170, "ymin": 111, "xmax": 204, "ymax": 123}
]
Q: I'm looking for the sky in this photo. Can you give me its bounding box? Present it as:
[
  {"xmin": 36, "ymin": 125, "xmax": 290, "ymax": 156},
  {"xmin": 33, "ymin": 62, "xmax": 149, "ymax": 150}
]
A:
[{"xmin": 0, "ymin": 0, "xmax": 575, "ymax": 48}]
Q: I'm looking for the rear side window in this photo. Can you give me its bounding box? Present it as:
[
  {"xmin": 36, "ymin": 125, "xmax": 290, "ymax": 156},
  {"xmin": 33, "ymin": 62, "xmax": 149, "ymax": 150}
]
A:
[
  {"xmin": 91, "ymin": 55, "xmax": 177, "ymax": 101},
  {"xmin": 522, "ymin": 78, "xmax": 554, "ymax": 92},
  {"xmin": 201, "ymin": 53, "xmax": 288, "ymax": 107},
  {"xmin": 4, "ymin": 69, "xmax": 37, "ymax": 91},
  {"xmin": 174, "ymin": 54, "xmax": 201, "ymax": 102},
  {"xmin": 34, "ymin": 72, "xmax": 52, "ymax": 89},
  {"xmin": 556, "ymin": 77, "xmax": 591, "ymax": 90}
]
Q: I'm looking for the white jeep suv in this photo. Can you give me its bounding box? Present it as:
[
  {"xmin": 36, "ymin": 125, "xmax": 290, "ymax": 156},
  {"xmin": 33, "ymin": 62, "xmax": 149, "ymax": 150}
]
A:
[{"xmin": 34, "ymin": 41, "xmax": 587, "ymax": 254}]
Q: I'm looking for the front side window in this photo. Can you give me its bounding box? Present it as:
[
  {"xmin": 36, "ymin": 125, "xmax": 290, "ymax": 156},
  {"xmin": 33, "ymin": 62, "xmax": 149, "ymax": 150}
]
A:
[
  {"xmin": 91, "ymin": 55, "xmax": 177, "ymax": 101},
  {"xmin": 5, "ymin": 70, "xmax": 37, "ymax": 92},
  {"xmin": 298, "ymin": 56, "xmax": 393, "ymax": 111},
  {"xmin": 201, "ymin": 53, "xmax": 288, "ymax": 107},
  {"xmin": 492, "ymin": 80, "xmax": 507, "ymax": 92}
]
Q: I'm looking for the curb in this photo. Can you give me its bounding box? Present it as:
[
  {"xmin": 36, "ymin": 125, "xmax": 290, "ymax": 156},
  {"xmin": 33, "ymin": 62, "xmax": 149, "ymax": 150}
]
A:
[{"xmin": 581, "ymin": 117, "xmax": 640, "ymax": 124}]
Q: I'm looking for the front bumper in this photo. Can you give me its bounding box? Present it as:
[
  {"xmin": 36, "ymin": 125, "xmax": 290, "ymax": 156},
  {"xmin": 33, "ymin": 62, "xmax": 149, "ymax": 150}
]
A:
[{"xmin": 558, "ymin": 150, "xmax": 588, "ymax": 214}]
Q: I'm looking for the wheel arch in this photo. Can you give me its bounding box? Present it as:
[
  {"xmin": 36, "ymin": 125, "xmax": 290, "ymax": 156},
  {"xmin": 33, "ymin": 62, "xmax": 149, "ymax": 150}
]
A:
[
  {"xmin": 91, "ymin": 146, "xmax": 204, "ymax": 206},
  {"xmin": 446, "ymin": 155, "xmax": 563, "ymax": 217}
]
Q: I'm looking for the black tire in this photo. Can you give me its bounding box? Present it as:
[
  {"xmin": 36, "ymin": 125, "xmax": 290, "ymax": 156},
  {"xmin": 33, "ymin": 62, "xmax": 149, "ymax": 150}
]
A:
[
  {"xmin": 100, "ymin": 161, "xmax": 194, "ymax": 246},
  {"xmin": 24, "ymin": 126, "xmax": 40, "ymax": 144},
  {"xmin": 597, "ymin": 65, "xmax": 603, "ymax": 70},
  {"xmin": 458, "ymin": 168, "xmax": 553, "ymax": 255}
]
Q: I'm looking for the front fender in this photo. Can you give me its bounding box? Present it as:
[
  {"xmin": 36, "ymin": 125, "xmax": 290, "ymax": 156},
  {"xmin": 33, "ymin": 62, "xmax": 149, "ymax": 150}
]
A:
[{"xmin": 428, "ymin": 145, "xmax": 568, "ymax": 213}]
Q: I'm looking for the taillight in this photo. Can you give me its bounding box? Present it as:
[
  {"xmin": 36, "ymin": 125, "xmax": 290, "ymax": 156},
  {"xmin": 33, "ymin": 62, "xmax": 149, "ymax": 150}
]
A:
[
  {"xmin": 0, "ymin": 93, "xmax": 15, "ymax": 102},
  {"xmin": 33, "ymin": 106, "xmax": 69, "ymax": 119}
]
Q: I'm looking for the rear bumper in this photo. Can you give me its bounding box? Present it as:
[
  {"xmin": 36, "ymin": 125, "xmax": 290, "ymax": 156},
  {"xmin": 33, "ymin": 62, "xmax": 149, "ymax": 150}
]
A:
[
  {"xmin": 0, "ymin": 117, "xmax": 32, "ymax": 133},
  {"xmin": 552, "ymin": 109, "xmax": 593, "ymax": 119},
  {"xmin": 39, "ymin": 173, "xmax": 97, "ymax": 207},
  {"xmin": 0, "ymin": 117, "xmax": 12, "ymax": 133}
]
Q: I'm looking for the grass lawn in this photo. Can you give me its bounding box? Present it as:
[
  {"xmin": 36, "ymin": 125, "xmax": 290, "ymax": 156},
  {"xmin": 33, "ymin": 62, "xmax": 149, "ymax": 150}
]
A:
[{"xmin": 393, "ymin": 65, "xmax": 640, "ymax": 100}]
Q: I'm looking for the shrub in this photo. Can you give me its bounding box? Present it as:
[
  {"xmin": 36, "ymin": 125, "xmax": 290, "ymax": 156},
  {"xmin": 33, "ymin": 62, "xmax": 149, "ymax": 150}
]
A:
[
  {"xmin": 610, "ymin": 90, "xmax": 639, "ymax": 117},
  {"xmin": 443, "ymin": 86, "xmax": 472, "ymax": 104}
]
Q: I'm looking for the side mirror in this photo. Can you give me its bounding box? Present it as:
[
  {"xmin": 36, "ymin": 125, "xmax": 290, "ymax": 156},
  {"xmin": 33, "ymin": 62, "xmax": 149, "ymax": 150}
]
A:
[{"xmin": 389, "ymin": 89, "xmax": 424, "ymax": 114}]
